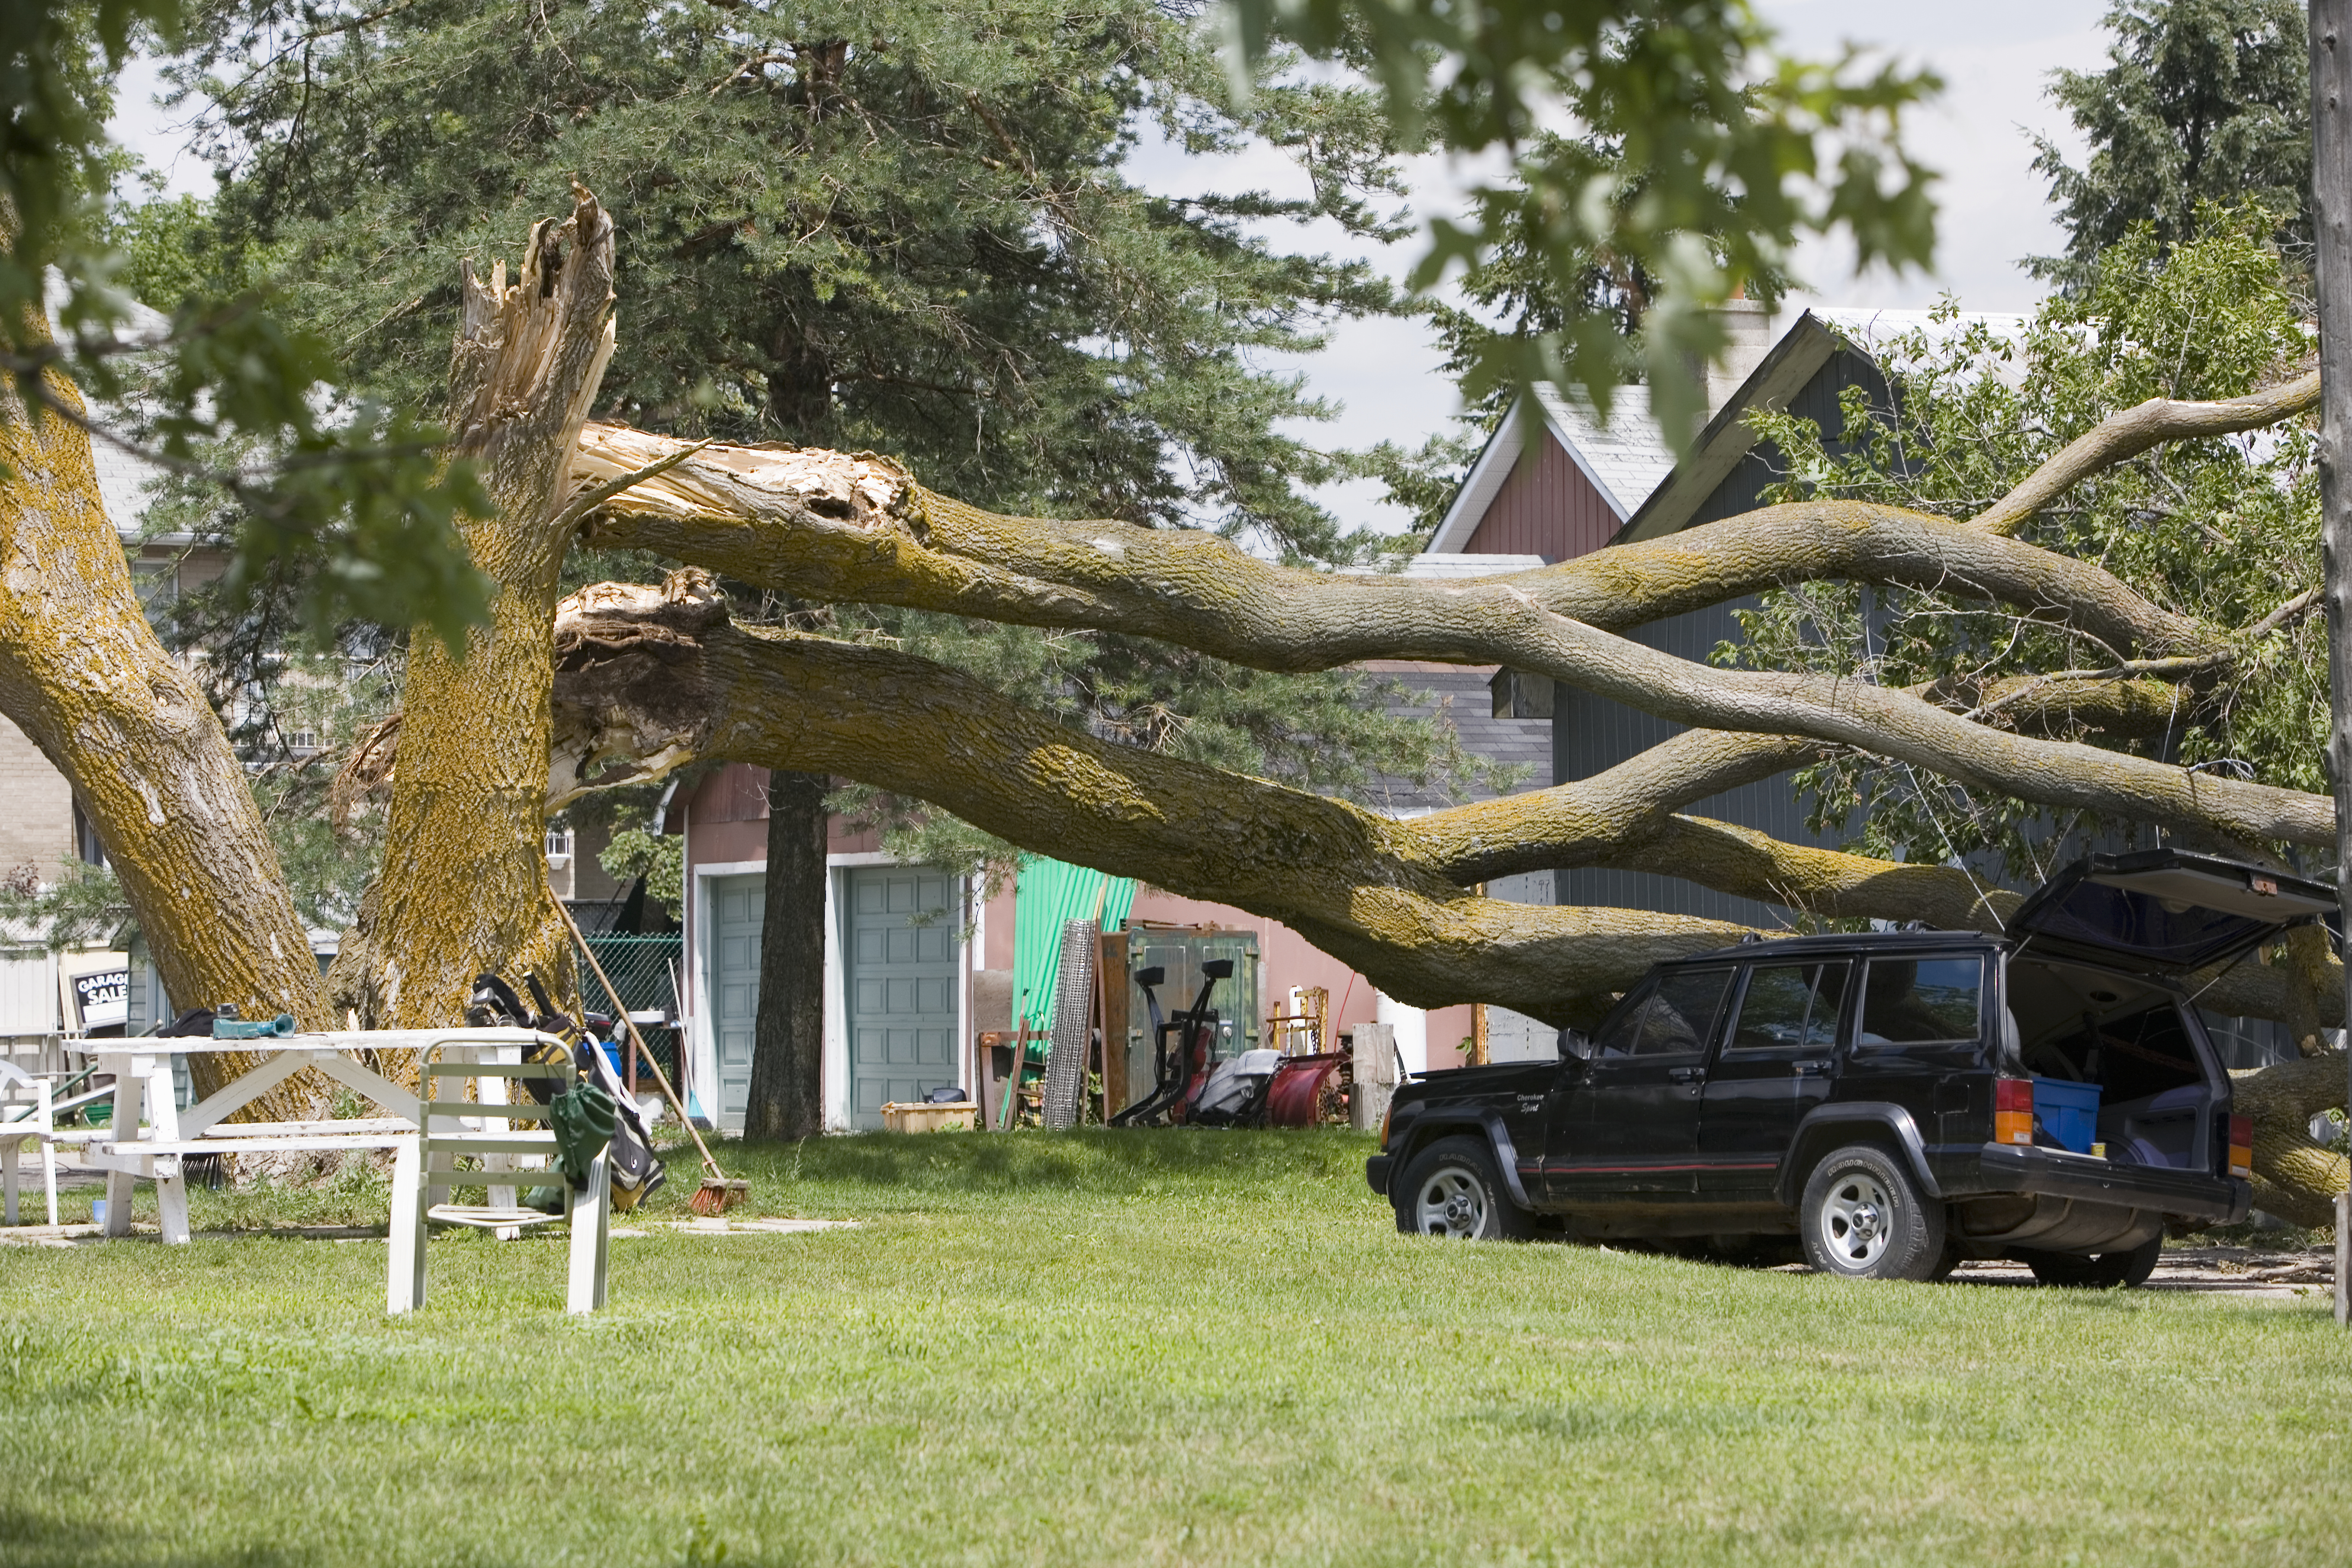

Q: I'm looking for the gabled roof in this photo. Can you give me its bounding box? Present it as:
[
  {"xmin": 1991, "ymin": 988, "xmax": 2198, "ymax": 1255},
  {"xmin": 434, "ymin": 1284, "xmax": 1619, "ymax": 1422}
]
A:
[
  {"xmin": 1427, "ymin": 306, "xmax": 2032, "ymax": 555},
  {"xmin": 1615, "ymin": 307, "xmax": 2028, "ymax": 543},
  {"xmin": 1425, "ymin": 384, "xmax": 1673, "ymax": 553}
]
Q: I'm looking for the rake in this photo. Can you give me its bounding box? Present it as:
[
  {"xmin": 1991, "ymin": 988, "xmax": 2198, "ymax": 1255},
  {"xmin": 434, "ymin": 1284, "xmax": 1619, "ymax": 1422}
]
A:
[{"xmin": 552, "ymin": 892, "xmax": 748, "ymax": 1216}]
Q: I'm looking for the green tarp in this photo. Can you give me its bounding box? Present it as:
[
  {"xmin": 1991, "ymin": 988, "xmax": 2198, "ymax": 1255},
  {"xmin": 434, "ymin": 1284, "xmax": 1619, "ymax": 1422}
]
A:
[{"xmin": 1011, "ymin": 857, "xmax": 1136, "ymax": 1054}]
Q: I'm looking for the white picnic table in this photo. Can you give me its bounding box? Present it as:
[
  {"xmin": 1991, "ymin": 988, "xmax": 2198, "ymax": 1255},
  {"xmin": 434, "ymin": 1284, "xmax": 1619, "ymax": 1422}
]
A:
[{"xmin": 83, "ymin": 1028, "xmax": 611, "ymax": 1311}]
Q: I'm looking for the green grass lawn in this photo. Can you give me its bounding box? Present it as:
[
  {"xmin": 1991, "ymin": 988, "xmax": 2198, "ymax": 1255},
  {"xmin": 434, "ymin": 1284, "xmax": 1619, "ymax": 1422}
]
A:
[{"xmin": 3, "ymin": 1128, "xmax": 2349, "ymax": 1567}]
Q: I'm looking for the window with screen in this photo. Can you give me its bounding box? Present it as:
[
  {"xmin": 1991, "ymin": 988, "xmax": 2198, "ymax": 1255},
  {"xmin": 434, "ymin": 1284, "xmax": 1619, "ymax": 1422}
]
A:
[
  {"xmin": 1625, "ymin": 968, "xmax": 1734, "ymax": 1057},
  {"xmin": 1858, "ymin": 956, "xmax": 1984, "ymax": 1049},
  {"xmin": 1727, "ymin": 962, "xmax": 1852, "ymax": 1053}
]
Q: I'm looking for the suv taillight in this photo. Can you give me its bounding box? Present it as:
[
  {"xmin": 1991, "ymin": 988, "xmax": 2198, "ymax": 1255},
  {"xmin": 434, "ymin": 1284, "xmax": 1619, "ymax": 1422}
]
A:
[
  {"xmin": 2228, "ymin": 1114, "xmax": 2253, "ymax": 1178},
  {"xmin": 1995, "ymin": 1077, "xmax": 2034, "ymax": 1147}
]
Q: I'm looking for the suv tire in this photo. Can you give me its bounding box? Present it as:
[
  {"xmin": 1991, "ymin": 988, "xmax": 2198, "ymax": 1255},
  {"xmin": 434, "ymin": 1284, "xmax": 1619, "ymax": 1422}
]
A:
[
  {"xmin": 2020, "ymin": 1233, "xmax": 2163, "ymax": 1289},
  {"xmin": 1394, "ymin": 1135, "xmax": 1534, "ymax": 1241},
  {"xmin": 1799, "ymin": 1144, "xmax": 1948, "ymax": 1282}
]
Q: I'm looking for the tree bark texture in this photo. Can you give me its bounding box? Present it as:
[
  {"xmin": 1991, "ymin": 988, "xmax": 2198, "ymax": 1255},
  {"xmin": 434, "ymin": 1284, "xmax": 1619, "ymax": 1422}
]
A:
[
  {"xmin": 0, "ymin": 332, "xmax": 326, "ymax": 1102},
  {"xmin": 576, "ymin": 426, "xmax": 2211, "ymax": 658},
  {"xmin": 2309, "ymin": 0, "xmax": 2352, "ymax": 1232},
  {"xmin": 548, "ymin": 576, "xmax": 2340, "ymax": 1032},
  {"xmin": 547, "ymin": 580, "xmax": 1757, "ymax": 1025},
  {"xmin": 745, "ymin": 769, "xmax": 827, "ymax": 1140},
  {"xmin": 2233, "ymin": 1055, "xmax": 2352, "ymax": 1228},
  {"xmin": 334, "ymin": 188, "xmax": 616, "ymax": 1026},
  {"xmin": 569, "ymin": 431, "xmax": 2328, "ymax": 851}
]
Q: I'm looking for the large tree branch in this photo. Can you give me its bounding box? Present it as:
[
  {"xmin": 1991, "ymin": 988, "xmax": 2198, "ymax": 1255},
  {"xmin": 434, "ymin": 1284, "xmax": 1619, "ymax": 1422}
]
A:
[
  {"xmin": 565, "ymin": 430, "xmax": 2324, "ymax": 849},
  {"xmin": 1960, "ymin": 672, "xmax": 2208, "ymax": 739},
  {"xmin": 544, "ymin": 578, "xmax": 2341, "ymax": 1033},
  {"xmin": 1410, "ymin": 730, "xmax": 1826, "ymax": 885},
  {"xmin": 2229, "ymin": 1053, "xmax": 2350, "ymax": 1229},
  {"xmin": 573, "ymin": 425, "xmax": 2208, "ymax": 658},
  {"xmin": 1968, "ymin": 370, "xmax": 2322, "ymax": 538},
  {"xmin": 1447, "ymin": 599, "xmax": 2329, "ymax": 846},
  {"xmin": 546, "ymin": 580, "xmax": 1750, "ymax": 1023},
  {"xmin": 1594, "ymin": 815, "xmax": 2019, "ymax": 933}
]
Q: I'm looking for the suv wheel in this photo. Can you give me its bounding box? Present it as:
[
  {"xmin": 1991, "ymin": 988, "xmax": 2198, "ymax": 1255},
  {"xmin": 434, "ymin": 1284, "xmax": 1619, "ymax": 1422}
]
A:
[
  {"xmin": 1394, "ymin": 1135, "xmax": 1534, "ymax": 1241},
  {"xmin": 2020, "ymin": 1233, "xmax": 2163, "ymax": 1289},
  {"xmin": 1799, "ymin": 1144, "xmax": 1948, "ymax": 1282}
]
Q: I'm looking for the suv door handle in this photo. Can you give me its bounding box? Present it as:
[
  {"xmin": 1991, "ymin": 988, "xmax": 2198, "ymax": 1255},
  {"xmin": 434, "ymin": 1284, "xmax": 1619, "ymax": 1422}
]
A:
[
  {"xmin": 1666, "ymin": 1066, "xmax": 1706, "ymax": 1084},
  {"xmin": 1793, "ymin": 1058, "xmax": 1834, "ymax": 1076}
]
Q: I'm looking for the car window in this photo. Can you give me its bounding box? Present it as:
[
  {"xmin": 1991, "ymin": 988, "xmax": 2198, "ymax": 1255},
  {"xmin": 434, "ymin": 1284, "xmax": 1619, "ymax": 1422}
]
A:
[
  {"xmin": 1728, "ymin": 962, "xmax": 1851, "ymax": 1053},
  {"xmin": 1859, "ymin": 956, "xmax": 1985, "ymax": 1048},
  {"xmin": 1589, "ymin": 981, "xmax": 1655, "ymax": 1058},
  {"xmin": 1627, "ymin": 968, "xmax": 1734, "ymax": 1057}
]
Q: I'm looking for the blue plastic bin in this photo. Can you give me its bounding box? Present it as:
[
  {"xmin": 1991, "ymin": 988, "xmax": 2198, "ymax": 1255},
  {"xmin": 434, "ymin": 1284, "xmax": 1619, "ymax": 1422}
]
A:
[{"xmin": 2032, "ymin": 1077, "xmax": 2102, "ymax": 1153}]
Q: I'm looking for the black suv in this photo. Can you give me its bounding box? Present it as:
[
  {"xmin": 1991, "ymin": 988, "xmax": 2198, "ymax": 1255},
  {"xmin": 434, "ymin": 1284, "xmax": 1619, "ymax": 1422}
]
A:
[{"xmin": 1366, "ymin": 850, "xmax": 2328, "ymax": 1284}]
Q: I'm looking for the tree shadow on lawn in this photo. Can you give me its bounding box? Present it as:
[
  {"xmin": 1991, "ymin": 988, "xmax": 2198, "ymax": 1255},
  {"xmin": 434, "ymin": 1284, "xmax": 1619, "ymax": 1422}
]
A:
[
  {"xmin": 0, "ymin": 1505, "xmax": 309, "ymax": 1568},
  {"xmin": 670, "ymin": 1125, "xmax": 1375, "ymax": 1203}
]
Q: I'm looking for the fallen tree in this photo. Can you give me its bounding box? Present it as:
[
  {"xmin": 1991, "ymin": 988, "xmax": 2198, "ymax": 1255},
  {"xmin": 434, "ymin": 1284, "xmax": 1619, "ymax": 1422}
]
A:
[{"xmin": 5, "ymin": 189, "xmax": 2344, "ymax": 1216}]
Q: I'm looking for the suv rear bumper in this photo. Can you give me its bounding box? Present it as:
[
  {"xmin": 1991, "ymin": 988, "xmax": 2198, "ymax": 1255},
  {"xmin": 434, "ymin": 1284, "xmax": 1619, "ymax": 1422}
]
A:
[
  {"xmin": 1365, "ymin": 1154, "xmax": 1394, "ymax": 1198},
  {"xmin": 1964, "ymin": 1142, "xmax": 2249, "ymax": 1224}
]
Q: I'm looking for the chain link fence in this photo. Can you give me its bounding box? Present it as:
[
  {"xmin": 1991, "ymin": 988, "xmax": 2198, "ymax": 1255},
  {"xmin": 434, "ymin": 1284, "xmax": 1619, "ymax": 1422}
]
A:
[{"xmin": 582, "ymin": 933, "xmax": 684, "ymax": 1087}]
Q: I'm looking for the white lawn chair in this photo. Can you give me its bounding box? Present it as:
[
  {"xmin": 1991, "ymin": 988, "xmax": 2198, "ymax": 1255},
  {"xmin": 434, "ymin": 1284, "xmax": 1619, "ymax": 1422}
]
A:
[
  {"xmin": 0, "ymin": 1061, "xmax": 59, "ymax": 1227},
  {"xmin": 388, "ymin": 1035, "xmax": 610, "ymax": 1315}
]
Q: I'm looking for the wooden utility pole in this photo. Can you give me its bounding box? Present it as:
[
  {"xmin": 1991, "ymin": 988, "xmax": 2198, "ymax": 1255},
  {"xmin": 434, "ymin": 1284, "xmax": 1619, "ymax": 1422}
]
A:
[{"xmin": 2311, "ymin": 0, "xmax": 2352, "ymax": 1328}]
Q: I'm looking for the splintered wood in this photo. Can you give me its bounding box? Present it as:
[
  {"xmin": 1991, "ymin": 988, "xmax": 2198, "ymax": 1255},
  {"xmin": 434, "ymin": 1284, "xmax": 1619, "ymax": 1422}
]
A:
[{"xmin": 569, "ymin": 423, "xmax": 906, "ymax": 529}]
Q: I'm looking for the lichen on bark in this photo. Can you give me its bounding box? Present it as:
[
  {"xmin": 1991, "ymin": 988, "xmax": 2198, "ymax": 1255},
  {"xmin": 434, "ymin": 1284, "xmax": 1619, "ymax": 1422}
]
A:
[
  {"xmin": 0, "ymin": 315, "xmax": 325, "ymax": 1106},
  {"xmin": 331, "ymin": 187, "xmax": 616, "ymax": 1028}
]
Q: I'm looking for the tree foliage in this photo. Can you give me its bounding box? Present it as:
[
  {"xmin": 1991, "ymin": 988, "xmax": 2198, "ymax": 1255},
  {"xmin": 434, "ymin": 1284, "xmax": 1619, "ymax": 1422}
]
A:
[
  {"xmin": 4, "ymin": 1, "xmax": 495, "ymax": 646},
  {"xmin": 173, "ymin": 0, "xmax": 1403, "ymax": 558},
  {"xmin": 1235, "ymin": 0, "xmax": 1939, "ymax": 445},
  {"xmin": 1736, "ymin": 212, "xmax": 2318, "ymax": 881},
  {"xmin": 2031, "ymin": 0, "xmax": 2311, "ymax": 288},
  {"xmin": 161, "ymin": 0, "xmax": 1522, "ymax": 857}
]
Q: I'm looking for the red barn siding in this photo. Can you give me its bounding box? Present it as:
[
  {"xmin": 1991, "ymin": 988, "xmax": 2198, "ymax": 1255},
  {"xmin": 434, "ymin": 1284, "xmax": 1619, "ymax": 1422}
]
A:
[{"xmin": 1464, "ymin": 435, "xmax": 1622, "ymax": 562}]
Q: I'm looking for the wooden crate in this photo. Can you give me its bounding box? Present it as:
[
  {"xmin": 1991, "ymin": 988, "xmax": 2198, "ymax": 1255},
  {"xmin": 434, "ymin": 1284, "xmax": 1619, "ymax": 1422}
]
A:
[{"xmin": 881, "ymin": 1101, "xmax": 977, "ymax": 1133}]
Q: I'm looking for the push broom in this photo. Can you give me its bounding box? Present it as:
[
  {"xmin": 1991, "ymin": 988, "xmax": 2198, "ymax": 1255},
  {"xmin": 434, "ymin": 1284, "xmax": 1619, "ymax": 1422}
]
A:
[{"xmin": 552, "ymin": 892, "xmax": 748, "ymax": 1216}]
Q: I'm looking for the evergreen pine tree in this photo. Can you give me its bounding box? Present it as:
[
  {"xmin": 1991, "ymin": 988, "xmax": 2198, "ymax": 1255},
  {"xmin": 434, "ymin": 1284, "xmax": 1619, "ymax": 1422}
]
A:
[{"xmin": 2030, "ymin": 0, "xmax": 2310, "ymax": 285}]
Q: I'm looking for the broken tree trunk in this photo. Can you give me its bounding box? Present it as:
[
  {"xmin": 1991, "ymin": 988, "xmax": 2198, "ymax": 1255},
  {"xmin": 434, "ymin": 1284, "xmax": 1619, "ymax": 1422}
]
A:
[
  {"xmin": 0, "ymin": 322, "xmax": 326, "ymax": 1102},
  {"xmin": 331, "ymin": 187, "xmax": 616, "ymax": 1026}
]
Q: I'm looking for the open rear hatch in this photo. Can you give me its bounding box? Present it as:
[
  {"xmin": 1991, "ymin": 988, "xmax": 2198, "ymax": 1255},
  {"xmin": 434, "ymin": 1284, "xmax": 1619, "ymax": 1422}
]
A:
[{"xmin": 2010, "ymin": 849, "xmax": 2335, "ymax": 976}]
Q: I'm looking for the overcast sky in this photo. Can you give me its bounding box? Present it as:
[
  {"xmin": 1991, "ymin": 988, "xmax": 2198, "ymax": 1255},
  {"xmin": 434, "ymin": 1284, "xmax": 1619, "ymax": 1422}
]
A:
[
  {"xmin": 106, "ymin": 0, "xmax": 2118, "ymax": 534},
  {"xmin": 1126, "ymin": 0, "xmax": 2118, "ymax": 532}
]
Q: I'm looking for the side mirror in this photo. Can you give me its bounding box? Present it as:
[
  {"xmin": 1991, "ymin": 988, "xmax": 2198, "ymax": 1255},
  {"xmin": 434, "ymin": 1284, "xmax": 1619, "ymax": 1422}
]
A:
[
  {"xmin": 1201, "ymin": 959, "xmax": 1235, "ymax": 980},
  {"xmin": 1134, "ymin": 966, "xmax": 1165, "ymax": 988},
  {"xmin": 1558, "ymin": 1029, "xmax": 1593, "ymax": 1063}
]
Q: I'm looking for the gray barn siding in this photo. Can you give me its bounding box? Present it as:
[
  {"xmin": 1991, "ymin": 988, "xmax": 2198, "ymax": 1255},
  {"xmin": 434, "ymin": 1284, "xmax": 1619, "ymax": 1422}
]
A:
[
  {"xmin": 1553, "ymin": 597, "xmax": 1821, "ymax": 927},
  {"xmin": 1556, "ymin": 350, "xmax": 1887, "ymax": 924}
]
